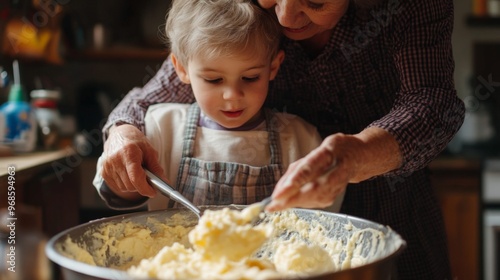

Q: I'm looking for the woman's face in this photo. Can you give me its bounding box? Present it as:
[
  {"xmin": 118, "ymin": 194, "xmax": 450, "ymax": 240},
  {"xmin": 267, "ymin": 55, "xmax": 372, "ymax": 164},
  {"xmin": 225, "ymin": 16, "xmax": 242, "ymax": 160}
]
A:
[{"xmin": 258, "ymin": 0, "xmax": 349, "ymax": 41}]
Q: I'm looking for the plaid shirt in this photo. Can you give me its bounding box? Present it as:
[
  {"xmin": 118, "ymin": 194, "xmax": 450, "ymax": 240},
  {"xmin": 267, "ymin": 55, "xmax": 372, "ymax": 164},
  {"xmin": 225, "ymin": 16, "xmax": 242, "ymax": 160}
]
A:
[{"xmin": 105, "ymin": 0, "xmax": 464, "ymax": 278}]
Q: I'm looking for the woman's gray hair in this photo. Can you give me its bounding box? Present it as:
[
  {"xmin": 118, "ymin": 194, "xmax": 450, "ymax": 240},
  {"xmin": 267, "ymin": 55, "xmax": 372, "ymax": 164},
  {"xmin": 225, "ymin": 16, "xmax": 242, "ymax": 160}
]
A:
[{"xmin": 165, "ymin": 0, "xmax": 282, "ymax": 67}]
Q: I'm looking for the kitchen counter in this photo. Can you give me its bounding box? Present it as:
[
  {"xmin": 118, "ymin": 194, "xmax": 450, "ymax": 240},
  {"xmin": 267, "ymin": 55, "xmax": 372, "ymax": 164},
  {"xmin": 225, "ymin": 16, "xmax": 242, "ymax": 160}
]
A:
[
  {"xmin": 0, "ymin": 147, "xmax": 81, "ymax": 237},
  {"xmin": 0, "ymin": 147, "xmax": 75, "ymax": 177}
]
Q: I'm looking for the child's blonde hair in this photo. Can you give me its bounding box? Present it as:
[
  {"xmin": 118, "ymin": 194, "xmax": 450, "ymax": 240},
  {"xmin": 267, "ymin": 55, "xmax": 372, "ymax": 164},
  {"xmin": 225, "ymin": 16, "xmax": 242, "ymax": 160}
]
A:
[{"xmin": 165, "ymin": 0, "xmax": 282, "ymax": 67}]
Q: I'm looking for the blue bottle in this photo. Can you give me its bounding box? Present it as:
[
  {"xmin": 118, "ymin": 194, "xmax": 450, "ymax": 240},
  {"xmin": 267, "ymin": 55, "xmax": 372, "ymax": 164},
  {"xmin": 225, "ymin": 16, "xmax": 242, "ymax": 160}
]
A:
[{"xmin": 0, "ymin": 84, "xmax": 37, "ymax": 152}]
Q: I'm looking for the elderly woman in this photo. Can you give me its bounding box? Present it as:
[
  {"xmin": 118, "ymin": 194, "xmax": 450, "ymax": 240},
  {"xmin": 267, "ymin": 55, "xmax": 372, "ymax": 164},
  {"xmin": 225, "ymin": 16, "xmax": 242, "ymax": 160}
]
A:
[{"xmin": 99, "ymin": 0, "xmax": 464, "ymax": 278}]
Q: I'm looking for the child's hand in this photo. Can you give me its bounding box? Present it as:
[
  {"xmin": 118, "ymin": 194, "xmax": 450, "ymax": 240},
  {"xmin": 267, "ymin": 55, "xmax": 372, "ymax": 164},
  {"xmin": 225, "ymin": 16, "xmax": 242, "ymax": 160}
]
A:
[{"xmin": 101, "ymin": 124, "xmax": 165, "ymax": 200}]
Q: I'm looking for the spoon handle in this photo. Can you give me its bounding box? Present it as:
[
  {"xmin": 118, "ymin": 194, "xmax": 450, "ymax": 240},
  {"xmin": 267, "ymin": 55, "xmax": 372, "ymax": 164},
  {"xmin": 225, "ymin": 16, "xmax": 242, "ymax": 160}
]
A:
[
  {"xmin": 144, "ymin": 169, "xmax": 202, "ymax": 218},
  {"xmin": 260, "ymin": 196, "xmax": 272, "ymax": 209}
]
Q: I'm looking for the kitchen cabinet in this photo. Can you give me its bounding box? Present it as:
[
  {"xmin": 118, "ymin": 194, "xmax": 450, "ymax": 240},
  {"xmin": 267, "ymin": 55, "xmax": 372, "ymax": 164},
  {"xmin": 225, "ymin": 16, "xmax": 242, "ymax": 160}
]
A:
[
  {"xmin": 0, "ymin": 149, "xmax": 81, "ymax": 280},
  {"xmin": 0, "ymin": 148, "xmax": 80, "ymax": 237},
  {"xmin": 429, "ymin": 157, "xmax": 481, "ymax": 280},
  {"xmin": 0, "ymin": 1, "xmax": 171, "ymax": 121},
  {"xmin": 0, "ymin": 0, "xmax": 170, "ymax": 64},
  {"xmin": 58, "ymin": 0, "xmax": 171, "ymax": 61}
]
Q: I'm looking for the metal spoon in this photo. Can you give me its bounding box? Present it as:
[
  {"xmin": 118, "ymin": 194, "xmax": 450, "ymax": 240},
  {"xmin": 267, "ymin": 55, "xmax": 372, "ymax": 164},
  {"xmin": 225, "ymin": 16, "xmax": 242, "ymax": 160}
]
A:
[
  {"xmin": 258, "ymin": 196, "xmax": 272, "ymax": 212},
  {"xmin": 144, "ymin": 169, "xmax": 202, "ymax": 219},
  {"xmin": 244, "ymin": 196, "xmax": 273, "ymax": 225}
]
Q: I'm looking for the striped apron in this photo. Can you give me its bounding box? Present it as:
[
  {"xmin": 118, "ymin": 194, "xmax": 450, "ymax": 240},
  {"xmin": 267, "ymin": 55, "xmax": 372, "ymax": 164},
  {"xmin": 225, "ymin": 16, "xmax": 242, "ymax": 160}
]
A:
[{"xmin": 171, "ymin": 103, "xmax": 283, "ymax": 207}]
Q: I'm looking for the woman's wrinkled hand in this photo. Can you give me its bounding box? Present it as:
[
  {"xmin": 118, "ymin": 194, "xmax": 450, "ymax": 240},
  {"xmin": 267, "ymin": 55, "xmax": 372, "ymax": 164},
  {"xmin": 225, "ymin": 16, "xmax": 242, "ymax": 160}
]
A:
[
  {"xmin": 267, "ymin": 133, "xmax": 356, "ymax": 211},
  {"xmin": 101, "ymin": 124, "xmax": 165, "ymax": 201},
  {"xmin": 266, "ymin": 127, "xmax": 401, "ymax": 211}
]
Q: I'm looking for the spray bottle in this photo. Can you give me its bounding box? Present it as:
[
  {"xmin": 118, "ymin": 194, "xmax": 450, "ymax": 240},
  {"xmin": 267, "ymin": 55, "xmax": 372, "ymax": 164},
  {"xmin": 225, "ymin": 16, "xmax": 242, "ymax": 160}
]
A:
[{"xmin": 0, "ymin": 60, "xmax": 37, "ymax": 152}]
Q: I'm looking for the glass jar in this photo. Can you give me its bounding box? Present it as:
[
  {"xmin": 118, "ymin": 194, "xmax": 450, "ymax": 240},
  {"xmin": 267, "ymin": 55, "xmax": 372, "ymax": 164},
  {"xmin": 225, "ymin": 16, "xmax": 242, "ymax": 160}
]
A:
[{"xmin": 30, "ymin": 89, "xmax": 62, "ymax": 150}]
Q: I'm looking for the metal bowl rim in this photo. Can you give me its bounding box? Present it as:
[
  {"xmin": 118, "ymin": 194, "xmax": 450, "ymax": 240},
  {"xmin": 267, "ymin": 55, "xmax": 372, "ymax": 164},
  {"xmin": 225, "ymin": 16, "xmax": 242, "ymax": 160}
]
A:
[{"xmin": 45, "ymin": 206, "xmax": 407, "ymax": 279}]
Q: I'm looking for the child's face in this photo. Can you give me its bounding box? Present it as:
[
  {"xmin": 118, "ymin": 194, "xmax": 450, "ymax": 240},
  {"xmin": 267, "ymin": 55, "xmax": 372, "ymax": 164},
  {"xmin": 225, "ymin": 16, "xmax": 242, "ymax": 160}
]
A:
[{"xmin": 178, "ymin": 49, "xmax": 283, "ymax": 129}]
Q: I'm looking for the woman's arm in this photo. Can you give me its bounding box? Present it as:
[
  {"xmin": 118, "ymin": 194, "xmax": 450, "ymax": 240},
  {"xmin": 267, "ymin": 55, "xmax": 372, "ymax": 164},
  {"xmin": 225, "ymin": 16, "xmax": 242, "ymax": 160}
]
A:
[
  {"xmin": 103, "ymin": 58, "xmax": 195, "ymax": 138},
  {"xmin": 268, "ymin": 0, "xmax": 465, "ymax": 211},
  {"xmin": 370, "ymin": 0, "xmax": 464, "ymax": 174}
]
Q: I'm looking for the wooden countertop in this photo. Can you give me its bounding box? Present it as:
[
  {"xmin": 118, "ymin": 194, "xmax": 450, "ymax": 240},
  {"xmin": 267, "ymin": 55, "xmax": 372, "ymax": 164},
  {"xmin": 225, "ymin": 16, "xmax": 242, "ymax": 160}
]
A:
[
  {"xmin": 0, "ymin": 146, "xmax": 81, "ymax": 239},
  {"xmin": 0, "ymin": 147, "xmax": 75, "ymax": 177}
]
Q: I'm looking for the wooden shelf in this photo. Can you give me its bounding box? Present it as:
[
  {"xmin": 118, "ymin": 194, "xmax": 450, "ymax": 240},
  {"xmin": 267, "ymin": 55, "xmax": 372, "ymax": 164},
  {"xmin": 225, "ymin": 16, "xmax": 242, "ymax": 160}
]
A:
[
  {"xmin": 65, "ymin": 47, "xmax": 169, "ymax": 61},
  {"xmin": 467, "ymin": 15, "xmax": 500, "ymax": 27}
]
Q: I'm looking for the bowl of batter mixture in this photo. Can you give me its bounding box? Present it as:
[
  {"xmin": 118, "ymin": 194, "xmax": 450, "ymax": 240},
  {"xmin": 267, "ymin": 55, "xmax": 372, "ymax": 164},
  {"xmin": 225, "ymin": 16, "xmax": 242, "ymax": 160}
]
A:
[{"xmin": 46, "ymin": 206, "xmax": 406, "ymax": 280}]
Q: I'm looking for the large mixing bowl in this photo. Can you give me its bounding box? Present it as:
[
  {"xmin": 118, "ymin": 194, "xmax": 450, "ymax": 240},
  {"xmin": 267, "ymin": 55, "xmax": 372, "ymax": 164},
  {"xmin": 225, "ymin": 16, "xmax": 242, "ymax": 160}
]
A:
[{"xmin": 46, "ymin": 206, "xmax": 406, "ymax": 280}]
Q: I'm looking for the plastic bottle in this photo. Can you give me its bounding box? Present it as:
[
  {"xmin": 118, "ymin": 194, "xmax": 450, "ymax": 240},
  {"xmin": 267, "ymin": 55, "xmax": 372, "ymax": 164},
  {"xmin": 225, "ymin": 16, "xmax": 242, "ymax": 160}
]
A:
[
  {"xmin": 0, "ymin": 111, "xmax": 5, "ymax": 143},
  {"xmin": 0, "ymin": 61, "xmax": 37, "ymax": 152},
  {"xmin": 0, "ymin": 67, "xmax": 7, "ymax": 142}
]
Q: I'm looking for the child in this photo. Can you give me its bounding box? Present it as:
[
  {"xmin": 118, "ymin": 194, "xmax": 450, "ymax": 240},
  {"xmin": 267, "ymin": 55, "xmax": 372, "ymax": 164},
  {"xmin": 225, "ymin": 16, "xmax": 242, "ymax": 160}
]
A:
[{"xmin": 93, "ymin": 0, "xmax": 344, "ymax": 211}]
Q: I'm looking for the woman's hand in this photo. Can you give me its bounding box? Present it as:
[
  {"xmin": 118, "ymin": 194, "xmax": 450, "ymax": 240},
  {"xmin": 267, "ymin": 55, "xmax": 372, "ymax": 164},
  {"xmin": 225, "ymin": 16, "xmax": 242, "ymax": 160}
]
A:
[
  {"xmin": 101, "ymin": 124, "xmax": 166, "ymax": 201},
  {"xmin": 267, "ymin": 127, "xmax": 402, "ymax": 211}
]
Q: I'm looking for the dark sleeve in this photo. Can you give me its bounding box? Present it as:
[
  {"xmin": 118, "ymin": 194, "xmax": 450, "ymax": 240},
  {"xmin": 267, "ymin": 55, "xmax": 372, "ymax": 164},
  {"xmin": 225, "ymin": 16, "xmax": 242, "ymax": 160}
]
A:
[
  {"xmin": 102, "ymin": 57, "xmax": 195, "ymax": 139},
  {"xmin": 369, "ymin": 0, "xmax": 465, "ymax": 175},
  {"xmin": 98, "ymin": 181, "xmax": 149, "ymax": 210}
]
